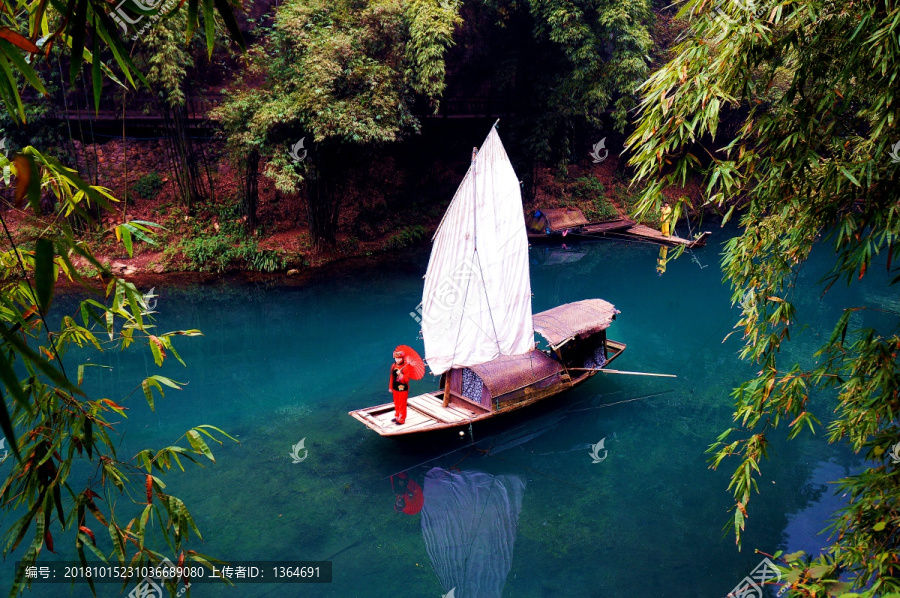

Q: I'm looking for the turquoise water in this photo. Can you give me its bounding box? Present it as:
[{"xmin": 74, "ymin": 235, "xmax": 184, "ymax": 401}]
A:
[{"xmin": 1, "ymin": 224, "xmax": 884, "ymax": 597}]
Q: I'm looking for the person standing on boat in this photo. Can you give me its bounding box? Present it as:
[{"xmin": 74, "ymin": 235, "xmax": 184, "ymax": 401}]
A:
[{"xmin": 390, "ymin": 349, "xmax": 410, "ymax": 424}]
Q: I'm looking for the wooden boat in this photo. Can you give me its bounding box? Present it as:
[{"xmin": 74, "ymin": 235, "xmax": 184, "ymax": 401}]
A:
[
  {"xmin": 525, "ymin": 206, "xmax": 709, "ymax": 248},
  {"xmin": 525, "ymin": 207, "xmax": 634, "ymax": 241},
  {"xmin": 349, "ymin": 123, "xmax": 627, "ymax": 437}
]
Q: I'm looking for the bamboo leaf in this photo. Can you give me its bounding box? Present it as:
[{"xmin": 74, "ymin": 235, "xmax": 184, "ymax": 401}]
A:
[
  {"xmin": 12, "ymin": 152, "xmax": 40, "ymax": 211},
  {"xmin": 0, "ymin": 349, "xmax": 31, "ymax": 415},
  {"xmin": 186, "ymin": 430, "xmax": 215, "ymax": 462},
  {"xmin": 0, "ymin": 39, "xmax": 47, "ymax": 96},
  {"xmin": 68, "ymin": 0, "xmax": 87, "ymax": 85},
  {"xmin": 91, "ymin": 41, "xmax": 101, "ymax": 114},
  {"xmin": 0, "ymin": 386, "xmax": 21, "ymax": 461},
  {"xmin": 212, "ymin": 0, "xmax": 245, "ymax": 51},
  {"xmin": 202, "ymin": 0, "xmax": 215, "ymax": 58},
  {"xmin": 34, "ymin": 238, "xmax": 55, "ymax": 312}
]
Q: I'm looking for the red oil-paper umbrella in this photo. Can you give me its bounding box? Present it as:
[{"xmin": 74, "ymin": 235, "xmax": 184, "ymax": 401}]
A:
[{"xmin": 395, "ymin": 345, "xmax": 426, "ymax": 380}]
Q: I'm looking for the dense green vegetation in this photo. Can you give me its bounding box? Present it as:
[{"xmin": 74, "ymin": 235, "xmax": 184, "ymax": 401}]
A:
[
  {"xmin": 0, "ymin": 0, "xmax": 244, "ymax": 594},
  {"xmin": 628, "ymin": 0, "xmax": 900, "ymax": 593}
]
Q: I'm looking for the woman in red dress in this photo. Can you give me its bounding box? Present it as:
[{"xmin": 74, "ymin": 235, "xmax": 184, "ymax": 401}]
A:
[{"xmin": 390, "ymin": 349, "xmax": 410, "ymax": 424}]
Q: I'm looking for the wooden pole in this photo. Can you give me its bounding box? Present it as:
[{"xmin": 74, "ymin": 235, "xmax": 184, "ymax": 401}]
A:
[
  {"xmin": 568, "ymin": 368, "xmax": 677, "ymax": 378},
  {"xmin": 443, "ymin": 383, "xmax": 451, "ymax": 408}
]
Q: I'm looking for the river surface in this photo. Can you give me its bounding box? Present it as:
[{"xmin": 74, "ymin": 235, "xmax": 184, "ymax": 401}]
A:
[{"xmin": 2, "ymin": 223, "xmax": 890, "ymax": 597}]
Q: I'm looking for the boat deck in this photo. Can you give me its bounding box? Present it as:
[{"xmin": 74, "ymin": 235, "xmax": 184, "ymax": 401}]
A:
[
  {"xmin": 527, "ymin": 217, "xmax": 634, "ymax": 241},
  {"xmin": 578, "ymin": 218, "xmax": 635, "ymax": 235},
  {"xmin": 608, "ymin": 224, "xmax": 711, "ymax": 248},
  {"xmin": 349, "ymin": 392, "xmax": 485, "ymax": 436}
]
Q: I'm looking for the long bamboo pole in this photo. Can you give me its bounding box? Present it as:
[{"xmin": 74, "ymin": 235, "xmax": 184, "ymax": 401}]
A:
[{"xmin": 567, "ymin": 368, "xmax": 677, "ymax": 378}]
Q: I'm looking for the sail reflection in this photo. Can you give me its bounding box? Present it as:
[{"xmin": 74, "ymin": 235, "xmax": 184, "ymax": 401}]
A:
[{"xmin": 421, "ymin": 467, "xmax": 525, "ymax": 598}]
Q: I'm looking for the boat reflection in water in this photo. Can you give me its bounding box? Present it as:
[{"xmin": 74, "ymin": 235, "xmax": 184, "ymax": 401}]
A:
[{"xmin": 421, "ymin": 467, "xmax": 526, "ymax": 598}]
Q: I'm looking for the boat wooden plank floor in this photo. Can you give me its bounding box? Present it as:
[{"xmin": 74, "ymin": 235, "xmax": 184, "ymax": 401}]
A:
[
  {"xmin": 349, "ymin": 392, "xmax": 482, "ymax": 436},
  {"xmin": 610, "ymin": 224, "xmax": 711, "ymax": 248},
  {"xmin": 578, "ymin": 218, "xmax": 635, "ymax": 234},
  {"xmin": 409, "ymin": 395, "xmax": 470, "ymax": 423}
]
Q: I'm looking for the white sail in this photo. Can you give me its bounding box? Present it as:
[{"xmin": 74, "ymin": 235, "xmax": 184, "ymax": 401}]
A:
[{"xmin": 421, "ymin": 125, "xmax": 534, "ymax": 376}]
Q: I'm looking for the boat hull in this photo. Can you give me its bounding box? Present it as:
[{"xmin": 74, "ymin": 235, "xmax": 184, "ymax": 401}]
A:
[{"xmin": 348, "ymin": 340, "xmax": 625, "ymax": 437}]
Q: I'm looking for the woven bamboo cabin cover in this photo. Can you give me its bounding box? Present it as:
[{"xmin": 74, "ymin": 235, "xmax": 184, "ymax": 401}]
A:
[
  {"xmin": 532, "ymin": 299, "xmax": 620, "ymax": 349},
  {"xmin": 537, "ymin": 208, "xmax": 589, "ymax": 231},
  {"xmin": 468, "ymin": 350, "xmax": 562, "ymax": 398}
]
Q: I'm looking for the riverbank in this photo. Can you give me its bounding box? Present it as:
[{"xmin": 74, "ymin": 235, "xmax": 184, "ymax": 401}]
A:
[{"xmin": 2, "ymin": 137, "xmax": 708, "ymax": 286}]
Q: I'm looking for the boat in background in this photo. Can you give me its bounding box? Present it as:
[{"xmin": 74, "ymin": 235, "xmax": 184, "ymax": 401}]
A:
[
  {"xmin": 526, "ymin": 207, "xmax": 634, "ymax": 240},
  {"xmin": 349, "ymin": 123, "xmax": 626, "ymax": 437},
  {"xmin": 526, "ymin": 206, "xmax": 710, "ymax": 248}
]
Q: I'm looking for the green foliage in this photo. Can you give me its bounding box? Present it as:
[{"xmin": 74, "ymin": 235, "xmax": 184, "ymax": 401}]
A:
[
  {"xmin": 525, "ymin": 0, "xmax": 654, "ymax": 131},
  {"xmin": 0, "ymin": 5, "xmax": 246, "ymax": 596},
  {"xmin": 177, "ymin": 211, "xmax": 287, "ymax": 273},
  {"xmin": 0, "ymin": 0, "xmax": 244, "ymax": 124},
  {"xmin": 213, "ymin": 0, "xmax": 461, "ymax": 248},
  {"xmin": 627, "ymin": 0, "xmax": 900, "ymax": 593},
  {"xmin": 475, "ymin": 0, "xmax": 653, "ymax": 164},
  {"xmin": 381, "ymin": 224, "xmax": 428, "ymax": 251},
  {"xmin": 405, "ymin": 0, "xmax": 463, "ymax": 109},
  {"xmin": 216, "ymin": 0, "xmax": 461, "ymax": 173},
  {"xmin": 617, "ymin": 184, "xmax": 659, "ymax": 225},
  {"xmin": 571, "ymin": 175, "xmax": 605, "ymax": 200},
  {"xmin": 568, "ymin": 176, "xmax": 619, "ymax": 221},
  {"xmin": 132, "ymin": 172, "xmax": 165, "ymax": 200},
  {"xmin": 138, "ymin": 12, "xmax": 195, "ymax": 108},
  {"xmin": 178, "ymin": 234, "xmax": 287, "ymax": 273},
  {"xmin": 584, "ymin": 197, "xmax": 619, "ymax": 221},
  {"xmin": 0, "ymin": 157, "xmax": 236, "ymax": 597}
]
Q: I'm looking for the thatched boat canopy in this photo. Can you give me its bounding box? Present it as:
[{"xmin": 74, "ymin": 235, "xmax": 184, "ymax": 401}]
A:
[
  {"xmin": 527, "ymin": 208, "xmax": 589, "ymax": 233},
  {"xmin": 468, "ymin": 350, "xmax": 562, "ymax": 398},
  {"xmin": 533, "ymin": 299, "xmax": 619, "ymax": 349}
]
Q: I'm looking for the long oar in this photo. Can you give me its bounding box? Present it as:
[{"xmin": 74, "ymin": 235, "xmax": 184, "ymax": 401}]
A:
[{"xmin": 567, "ymin": 367, "xmax": 677, "ymax": 378}]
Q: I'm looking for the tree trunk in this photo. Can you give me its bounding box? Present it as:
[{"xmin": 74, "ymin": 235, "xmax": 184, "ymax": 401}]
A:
[
  {"xmin": 305, "ymin": 148, "xmax": 343, "ymax": 252},
  {"xmin": 159, "ymin": 100, "xmax": 209, "ymax": 214},
  {"xmin": 245, "ymin": 149, "xmax": 260, "ymax": 230}
]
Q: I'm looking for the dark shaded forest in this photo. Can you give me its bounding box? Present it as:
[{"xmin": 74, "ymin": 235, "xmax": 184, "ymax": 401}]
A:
[{"xmin": 1, "ymin": 0, "xmax": 706, "ymax": 276}]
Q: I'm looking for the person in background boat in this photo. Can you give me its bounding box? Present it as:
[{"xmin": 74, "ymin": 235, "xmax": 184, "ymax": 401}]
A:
[
  {"xmin": 660, "ymin": 202, "xmax": 673, "ymax": 237},
  {"xmin": 390, "ymin": 471, "xmax": 424, "ymax": 515},
  {"xmin": 390, "ymin": 349, "xmax": 410, "ymax": 424}
]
